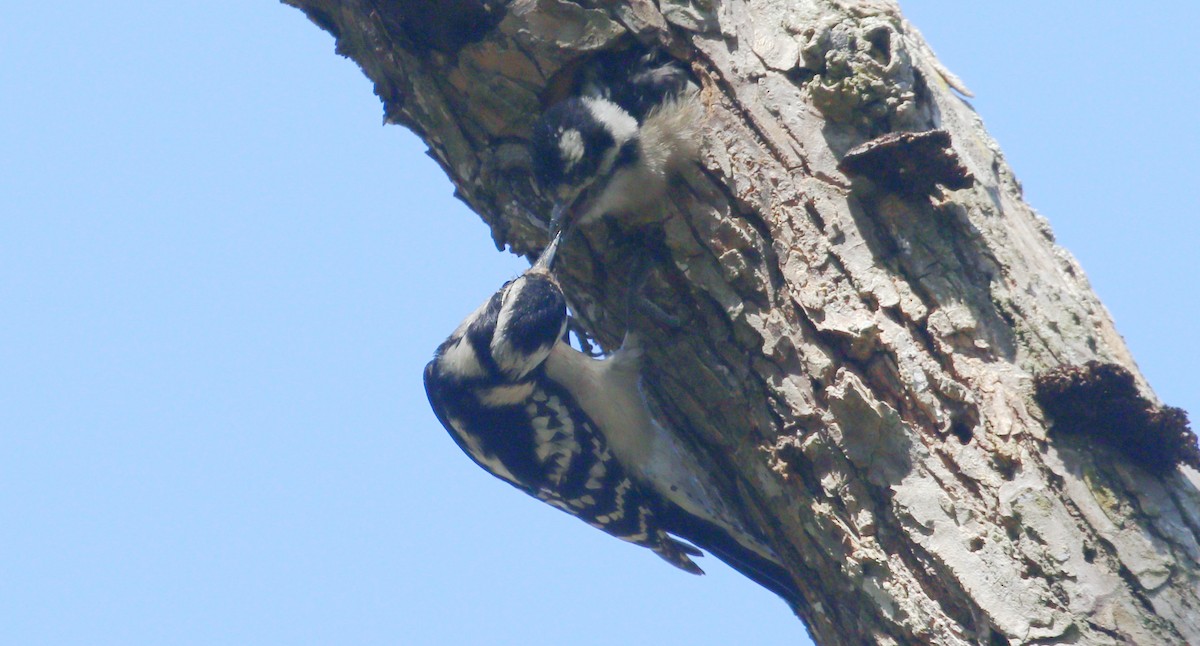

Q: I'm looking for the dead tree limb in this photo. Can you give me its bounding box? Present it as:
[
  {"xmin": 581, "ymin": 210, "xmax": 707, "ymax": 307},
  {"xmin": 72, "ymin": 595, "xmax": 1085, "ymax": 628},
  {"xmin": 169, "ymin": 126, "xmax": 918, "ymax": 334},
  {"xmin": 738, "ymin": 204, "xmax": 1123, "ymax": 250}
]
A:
[{"xmin": 282, "ymin": 0, "xmax": 1200, "ymax": 643}]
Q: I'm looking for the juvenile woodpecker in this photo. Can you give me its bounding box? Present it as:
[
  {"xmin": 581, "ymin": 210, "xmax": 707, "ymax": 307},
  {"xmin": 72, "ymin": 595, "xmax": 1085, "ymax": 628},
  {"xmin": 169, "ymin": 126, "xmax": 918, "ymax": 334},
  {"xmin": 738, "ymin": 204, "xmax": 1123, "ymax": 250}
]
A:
[
  {"xmin": 424, "ymin": 231, "xmax": 798, "ymax": 602},
  {"xmin": 531, "ymin": 49, "xmax": 701, "ymax": 229}
]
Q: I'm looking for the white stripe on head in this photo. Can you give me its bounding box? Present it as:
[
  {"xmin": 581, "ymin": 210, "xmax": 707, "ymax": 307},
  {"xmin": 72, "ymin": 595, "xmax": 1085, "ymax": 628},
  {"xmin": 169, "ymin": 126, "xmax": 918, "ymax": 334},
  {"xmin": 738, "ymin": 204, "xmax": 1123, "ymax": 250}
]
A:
[
  {"xmin": 437, "ymin": 336, "xmax": 486, "ymax": 379},
  {"xmin": 436, "ymin": 298, "xmax": 494, "ymax": 379},
  {"xmin": 558, "ymin": 128, "xmax": 585, "ymax": 171},
  {"xmin": 490, "ymin": 276, "xmax": 562, "ymax": 379},
  {"xmin": 581, "ymin": 96, "xmax": 638, "ymax": 146},
  {"xmin": 578, "ymin": 97, "xmax": 640, "ymax": 199}
]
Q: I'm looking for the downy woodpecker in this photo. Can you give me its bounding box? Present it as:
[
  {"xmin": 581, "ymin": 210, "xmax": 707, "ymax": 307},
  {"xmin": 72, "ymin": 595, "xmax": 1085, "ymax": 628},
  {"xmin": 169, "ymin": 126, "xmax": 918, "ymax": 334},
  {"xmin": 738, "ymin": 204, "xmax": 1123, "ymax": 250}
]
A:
[
  {"xmin": 424, "ymin": 231, "xmax": 798, "ymax": 602},
  {"xmin": 531, "ymin": 49, "xmax": 701, "ymax": 229}
]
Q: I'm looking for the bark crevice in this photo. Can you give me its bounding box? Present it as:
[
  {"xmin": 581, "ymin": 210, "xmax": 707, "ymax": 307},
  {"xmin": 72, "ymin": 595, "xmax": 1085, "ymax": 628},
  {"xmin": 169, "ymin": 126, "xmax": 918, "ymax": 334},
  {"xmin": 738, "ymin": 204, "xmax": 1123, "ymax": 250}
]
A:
[{"xmin": 284, "ymin": 1, "xmax": 1200, "ymax": 643}]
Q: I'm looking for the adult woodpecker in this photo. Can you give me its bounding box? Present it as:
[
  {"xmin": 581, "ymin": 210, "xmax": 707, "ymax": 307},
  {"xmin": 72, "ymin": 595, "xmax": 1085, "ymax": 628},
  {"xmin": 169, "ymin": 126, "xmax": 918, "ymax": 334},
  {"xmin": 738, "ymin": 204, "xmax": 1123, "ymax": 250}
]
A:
[{"xmin": 424, "ymin": 229, "xmax": 798, "ymax": 603}]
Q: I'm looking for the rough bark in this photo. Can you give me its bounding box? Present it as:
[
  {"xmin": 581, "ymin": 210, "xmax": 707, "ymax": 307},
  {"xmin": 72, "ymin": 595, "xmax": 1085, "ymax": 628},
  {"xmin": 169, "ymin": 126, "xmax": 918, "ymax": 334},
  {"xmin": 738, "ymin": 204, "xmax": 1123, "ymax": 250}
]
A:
[{"xmin": 281, "ymin": 0, "xmax": 1200, "ymax": 643}]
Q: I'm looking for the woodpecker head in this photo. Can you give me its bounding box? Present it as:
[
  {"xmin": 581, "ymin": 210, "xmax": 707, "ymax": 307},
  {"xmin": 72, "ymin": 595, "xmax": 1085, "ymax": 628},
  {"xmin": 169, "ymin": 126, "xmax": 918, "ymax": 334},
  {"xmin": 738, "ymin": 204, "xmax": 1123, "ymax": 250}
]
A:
[
  {"xmin": 432, "ymin": 229, "xmax": 566, "ymax": 384},
  {"xmin": 485, "ymin": 272, "xmax": 565, "ymax": 381},
  {"xmin": 580, "ymin": 48, "xmax": 693, "ymax": 121},
  {"xmin": 485, "ymin": 227, "xmax": 567, "ymax": 380},
  {"xmin": 531, "ymin": 96, "xmax": 640, "ymax": 230}
]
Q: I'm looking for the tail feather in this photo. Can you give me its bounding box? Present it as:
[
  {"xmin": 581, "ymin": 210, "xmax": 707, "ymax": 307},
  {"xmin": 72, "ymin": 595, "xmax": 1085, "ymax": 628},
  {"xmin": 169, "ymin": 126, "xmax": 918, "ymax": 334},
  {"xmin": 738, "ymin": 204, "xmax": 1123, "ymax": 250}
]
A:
[
  {"xmin": 694, "ymin": 532, "xmax": 800, "ymax": 604},
  {"xmin": 659, "ymin": 503, "xmax": 801, "ymax": 604},
  {"xmin": 653, "ymin": 535, "xmax": 706, "ymax": 575}
]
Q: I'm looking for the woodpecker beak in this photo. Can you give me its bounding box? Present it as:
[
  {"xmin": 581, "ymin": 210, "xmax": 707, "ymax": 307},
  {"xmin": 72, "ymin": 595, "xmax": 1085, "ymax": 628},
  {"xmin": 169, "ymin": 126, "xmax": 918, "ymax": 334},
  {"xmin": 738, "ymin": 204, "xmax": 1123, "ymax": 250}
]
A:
[
  {"xmin": 550, "ymin": 177, "xmax": 589, "ymax": 229},
  {"xmin": 539, "ymin": 188, "xmax": 582, "ymax": 274},
  {"xmin": 530, "ymin": 226, "xmax": 564, "ymax": 274}
]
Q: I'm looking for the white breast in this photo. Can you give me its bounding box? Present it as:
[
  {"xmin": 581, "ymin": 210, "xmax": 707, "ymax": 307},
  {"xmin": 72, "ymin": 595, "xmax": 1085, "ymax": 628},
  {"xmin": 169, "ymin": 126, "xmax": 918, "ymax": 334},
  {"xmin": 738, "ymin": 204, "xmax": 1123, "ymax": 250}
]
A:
[{"xmin": 542, "ymin": 338, "xmax": 779, "ymax": 563}]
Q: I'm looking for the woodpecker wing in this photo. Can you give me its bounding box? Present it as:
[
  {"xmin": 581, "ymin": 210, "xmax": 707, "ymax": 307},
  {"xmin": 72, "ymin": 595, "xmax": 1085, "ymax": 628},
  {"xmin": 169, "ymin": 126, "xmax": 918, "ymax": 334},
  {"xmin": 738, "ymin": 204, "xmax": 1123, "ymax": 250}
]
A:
[{"xmin": 424, "ymin": 356, "xmax": 703, "ymax": 574}]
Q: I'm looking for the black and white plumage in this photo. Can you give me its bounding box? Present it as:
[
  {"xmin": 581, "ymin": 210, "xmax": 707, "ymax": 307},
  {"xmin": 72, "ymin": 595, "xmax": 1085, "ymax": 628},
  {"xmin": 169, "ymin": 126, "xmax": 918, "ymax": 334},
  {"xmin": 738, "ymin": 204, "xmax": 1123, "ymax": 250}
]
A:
[
  {"xmin": 577, "ymin": 49, "xmax": 694, "ymax": 121},
  {"xmin": 423, "ymin": 232, "xmax": 799, "ymax": 601},
  {"xmin": 531, "ymin": 48, "xmax": 700, "ymax": 229}
]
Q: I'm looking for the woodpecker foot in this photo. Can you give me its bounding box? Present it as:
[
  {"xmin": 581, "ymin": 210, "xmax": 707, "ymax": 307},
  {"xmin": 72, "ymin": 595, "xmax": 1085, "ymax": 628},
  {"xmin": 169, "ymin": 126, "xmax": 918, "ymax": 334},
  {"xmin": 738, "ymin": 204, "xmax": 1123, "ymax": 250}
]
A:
[{"xmin": 567, "ymin": 316, "xmax": 605, "ymax": 358}]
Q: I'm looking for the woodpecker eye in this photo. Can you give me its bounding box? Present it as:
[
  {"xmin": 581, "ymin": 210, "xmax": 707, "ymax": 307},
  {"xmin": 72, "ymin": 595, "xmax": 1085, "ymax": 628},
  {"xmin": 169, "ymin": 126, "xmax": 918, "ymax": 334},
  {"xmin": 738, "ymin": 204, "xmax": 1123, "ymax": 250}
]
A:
[
  {"xmin": 530, "ymin": 48, "xmax": 698, "ymax": 228},
  {"xmin": 531, "ymin": 98, "xmax": 617, "ymax": 193}
]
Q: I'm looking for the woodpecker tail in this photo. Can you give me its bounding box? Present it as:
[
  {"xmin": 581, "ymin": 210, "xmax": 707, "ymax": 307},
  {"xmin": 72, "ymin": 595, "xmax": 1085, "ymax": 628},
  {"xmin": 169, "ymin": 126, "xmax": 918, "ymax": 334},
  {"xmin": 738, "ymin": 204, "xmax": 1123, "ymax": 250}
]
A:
[
  {"xmin": 653, "ymin": 535, "xmax": 706, "ymax": 575},
  {"xmin": 659, "ymin": 503, "xmax": 801, "ymax": 604}
]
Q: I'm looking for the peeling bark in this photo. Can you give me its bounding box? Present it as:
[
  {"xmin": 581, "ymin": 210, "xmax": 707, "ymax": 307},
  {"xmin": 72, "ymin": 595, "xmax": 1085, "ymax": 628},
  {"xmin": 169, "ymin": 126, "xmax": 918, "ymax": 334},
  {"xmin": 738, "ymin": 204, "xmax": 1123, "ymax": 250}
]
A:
[{"xmin": 281, "ymin": 0, "xmax": 1200, "ymax": 643}]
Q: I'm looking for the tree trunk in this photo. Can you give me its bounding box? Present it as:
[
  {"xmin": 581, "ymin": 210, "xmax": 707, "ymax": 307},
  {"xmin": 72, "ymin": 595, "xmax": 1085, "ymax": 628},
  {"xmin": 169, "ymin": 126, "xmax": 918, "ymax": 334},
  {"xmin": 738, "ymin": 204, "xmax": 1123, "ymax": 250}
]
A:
[{"xmin": 281, "ymin": 0, "xmax": 1200, "ymax": 643}]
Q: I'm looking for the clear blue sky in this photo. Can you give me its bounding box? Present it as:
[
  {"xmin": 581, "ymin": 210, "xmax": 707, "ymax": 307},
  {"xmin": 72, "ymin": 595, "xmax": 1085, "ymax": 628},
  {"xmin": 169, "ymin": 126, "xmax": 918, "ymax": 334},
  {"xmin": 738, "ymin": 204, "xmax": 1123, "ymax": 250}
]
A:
[{"xmin": 3, "ymin": 3, "xmax": 1196, "ymax": 645}]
